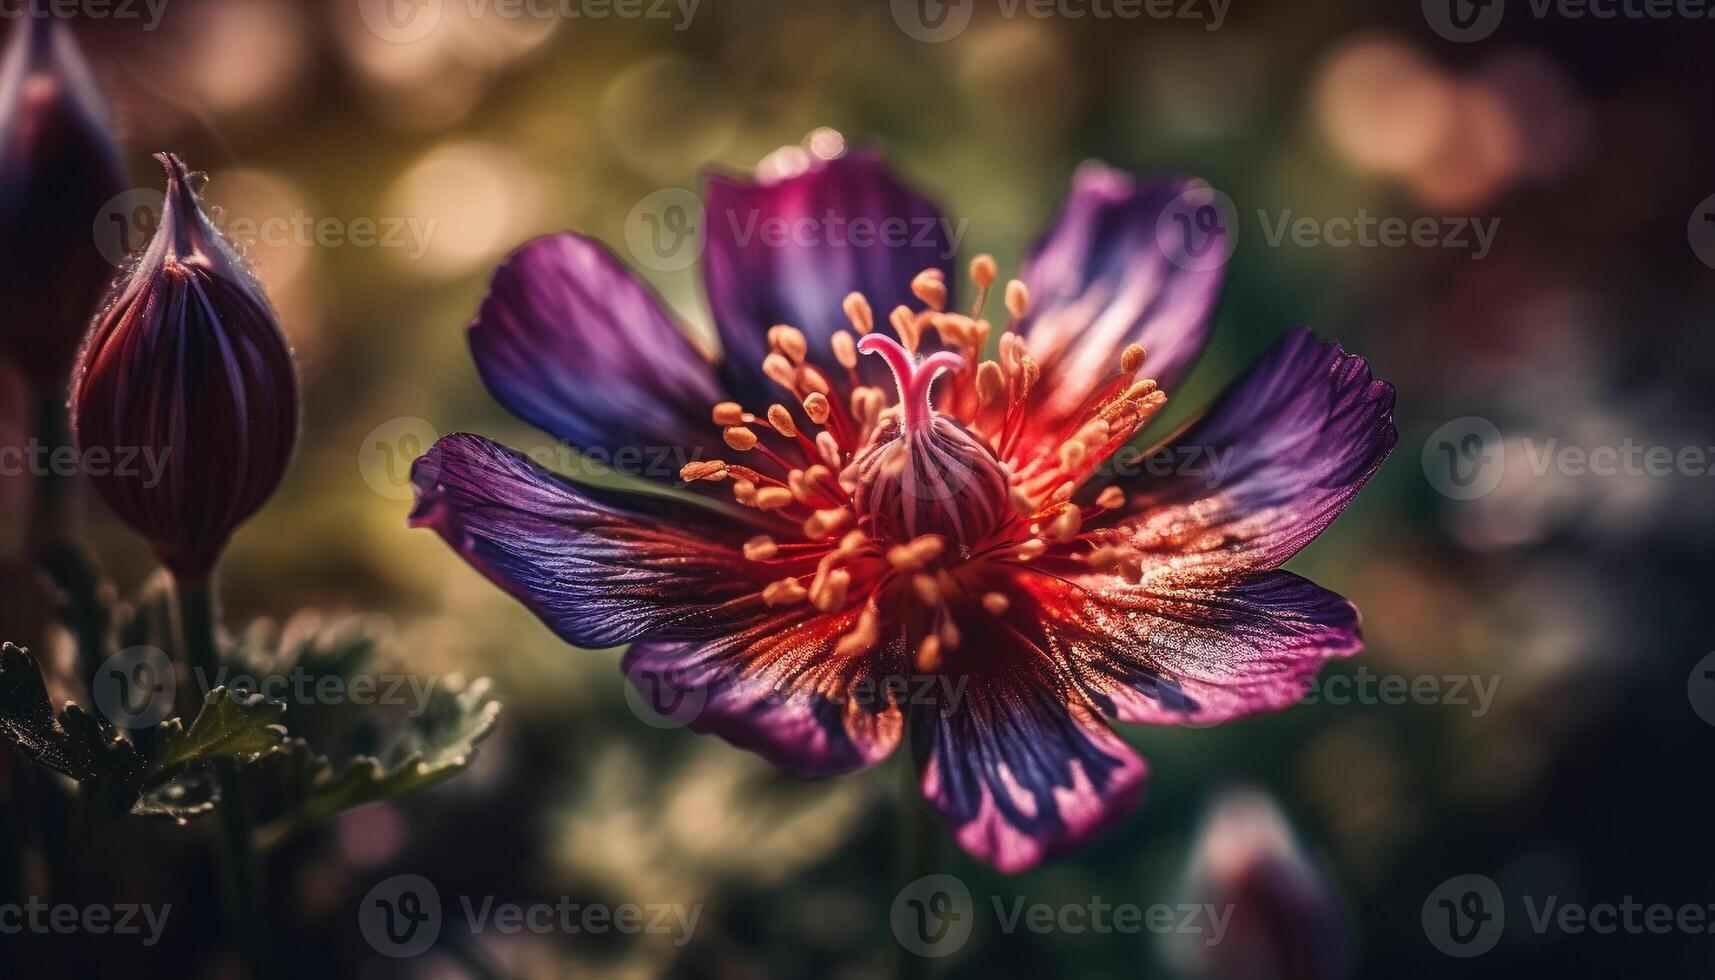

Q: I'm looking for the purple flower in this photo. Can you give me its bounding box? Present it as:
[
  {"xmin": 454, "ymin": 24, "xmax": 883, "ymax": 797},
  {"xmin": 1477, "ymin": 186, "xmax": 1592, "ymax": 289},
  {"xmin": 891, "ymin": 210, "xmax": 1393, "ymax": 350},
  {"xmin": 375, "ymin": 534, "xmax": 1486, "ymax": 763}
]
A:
[
  {"xmin": 71, "ymin": 153, "xmax": 299, "ymax": 581},
  {"xmin": 411, "ymin": 146, "xmax": 1395, "ymax": 873},
  {"xmin": 0, "ymin": 10, "xmax": 126, "ymax": 381}
]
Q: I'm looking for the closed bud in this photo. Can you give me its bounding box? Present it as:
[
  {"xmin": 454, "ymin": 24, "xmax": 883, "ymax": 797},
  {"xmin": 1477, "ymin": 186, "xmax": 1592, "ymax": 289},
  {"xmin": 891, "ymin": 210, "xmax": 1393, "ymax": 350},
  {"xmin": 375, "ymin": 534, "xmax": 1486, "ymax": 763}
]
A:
[
  {"xmin": 0, "ymin": 11, "xmax": 126, "ymax": 380},
  {"xmin": 71, "ymin": 153, "xmax": 298, "ymax": 580}
]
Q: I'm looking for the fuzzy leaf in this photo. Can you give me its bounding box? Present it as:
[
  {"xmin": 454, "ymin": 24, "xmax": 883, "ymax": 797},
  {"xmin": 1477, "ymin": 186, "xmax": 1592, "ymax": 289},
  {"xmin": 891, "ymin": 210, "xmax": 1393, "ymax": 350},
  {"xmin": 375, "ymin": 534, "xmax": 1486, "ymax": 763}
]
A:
[{"xmin": 0, "ymin": 643, "xmax": 140, "ymax": 787}]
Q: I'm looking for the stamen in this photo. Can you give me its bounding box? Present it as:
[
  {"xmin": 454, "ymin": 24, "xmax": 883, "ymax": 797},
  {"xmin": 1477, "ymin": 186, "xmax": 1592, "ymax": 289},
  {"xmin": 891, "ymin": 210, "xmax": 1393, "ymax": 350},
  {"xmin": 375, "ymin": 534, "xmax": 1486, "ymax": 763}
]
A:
[
  {"xmin": 981, "ymin": 592, "xmax": 1010, "ymax": 615},
  {"xmin": 768, "ymin": 325, "xmax": 808, "ymax": 363},
  {"xmin": 803, "ymin": 391, "xmax": 832, "ymax": 424},
  {"xmin": 712, "ymin": 402, "xmax": 747, "ymax": 426},
  {"xmin": 1120, "ymin": 343, "xmax": 1145, "ymax": 374},
  {"xmin": 842, "ymin": 292, "xmax": 874, "ymax": 334},
  {"xmin": 723, "ymin": 426, "xmax": 758, "ymax": 451},
  {"xmin": 1095, "ymin": 486, "xmax": 1126, "ymax": 510},
  {"xmin": 911, "ymin": 268, "xmax": 947, "ymax": 311},
  {"xmin": 831, "ymin": 331, "xmax": 857, "ymax": 370},
  {"xmin": 763, "ymin": 578, "xmax": 808, "ymax": 606},
  {"xmin": 889, "ymin": 305, "xmax": 921, "ymax": 352},
  {"xmin": 680, "ymin": 460, "xmax": 728, "ymax": 482},
  {"xmin": 816, "ymin": 431, "xmax": 842, "ymax": 468},
  {"xmin": 916, "ymin": 634, "xmax": 942, "ymax": 672},
  {"xmin": 766, "ymin": 404, "xmax": 797, "ymax": 438},
  {"xmin": 1004, "ymin": 279, "xmax": 1030, "ymax": 320},
  {"xmin": 912, "ymin": 573, "xmax": 941, "ymax": 606},
  {"xmin": 976, "ymin": 361, "xmax": 1005, "ymax": 406},
  {"xmin": 754, "ymin": 487, "xmax": 794, "ymax": 510},
  {"xmin": 834, "ymin": 601, "xmax": 881, "ymax": 657},
  {"xmin": 743, "ymin": 535, "xmax": 778, "ymax": 561},
  {"xmin": 803, "ymin": 506, "xmax": 851, "ymax": 539},
  {"xmin": 763, "ymin": 353, "xmax": 797, "ymax": 390}
]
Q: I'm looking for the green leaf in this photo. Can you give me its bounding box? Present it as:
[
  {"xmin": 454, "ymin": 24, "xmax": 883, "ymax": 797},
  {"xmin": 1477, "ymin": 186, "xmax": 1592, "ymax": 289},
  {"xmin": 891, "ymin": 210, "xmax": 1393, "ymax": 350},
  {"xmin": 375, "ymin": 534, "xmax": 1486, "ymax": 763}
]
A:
[
  {"xmin": 257, "ymin": 676, "xmax": 500, "ymax": 844},
  {"xmin": 0, "ymin": 643, "xmax": 139, "ymax": 788},
  {"xmin": 147, "ymin": 688, "xmax": 288, "ymax": 776}
]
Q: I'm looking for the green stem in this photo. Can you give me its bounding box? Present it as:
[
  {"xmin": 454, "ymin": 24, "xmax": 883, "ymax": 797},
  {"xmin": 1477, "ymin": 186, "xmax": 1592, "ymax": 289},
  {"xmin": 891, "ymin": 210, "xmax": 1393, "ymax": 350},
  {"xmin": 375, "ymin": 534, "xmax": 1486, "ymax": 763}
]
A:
[
  {"xmin": 174, "ymin": 576, "xmax": 272, "ymax": 980},
  {"xmin": 895, "ymin": 751, "xmax": 944, "ymax": 980}
]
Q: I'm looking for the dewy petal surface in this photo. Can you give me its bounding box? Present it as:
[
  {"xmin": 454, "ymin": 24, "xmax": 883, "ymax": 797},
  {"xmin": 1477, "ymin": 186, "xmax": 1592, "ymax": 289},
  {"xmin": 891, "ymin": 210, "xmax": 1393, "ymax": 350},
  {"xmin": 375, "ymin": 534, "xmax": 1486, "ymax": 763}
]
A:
[
  {"xmin": 1029, "ymin": 569, "xmax": 1362, "ymax": 726},
  {"xmin": 1016, "ymin": 163, "xmax": 1228, "ymax": 428},
  {"xmin": 624, "ymin": 607, "xmax": 907, "ymax": 778},
  {"xmin": 469, "ymin": 233, "xmax": 728, "ymax": 480},
  {"xmin": 702, "ymin": 149, "xmax": 954, "ymax": 400},
  {"xmin": 1099, "ymin": 326, "xmax": 1396, "ymax": 573},
  {"xmin": 910, "ymin": 641, "xmax": 1148, "ymax": 874},
  {"xmin": 409, "ymin": 433, "xmax": 775, "ymax": 648}
]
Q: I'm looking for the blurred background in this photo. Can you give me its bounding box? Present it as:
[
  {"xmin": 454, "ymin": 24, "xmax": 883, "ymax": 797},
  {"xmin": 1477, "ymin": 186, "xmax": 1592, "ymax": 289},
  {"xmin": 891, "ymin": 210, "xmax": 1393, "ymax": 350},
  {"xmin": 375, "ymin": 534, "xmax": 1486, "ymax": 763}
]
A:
[{"xmin": 3, "ymin": 0, "xmax": 1714, "ymax": 976}]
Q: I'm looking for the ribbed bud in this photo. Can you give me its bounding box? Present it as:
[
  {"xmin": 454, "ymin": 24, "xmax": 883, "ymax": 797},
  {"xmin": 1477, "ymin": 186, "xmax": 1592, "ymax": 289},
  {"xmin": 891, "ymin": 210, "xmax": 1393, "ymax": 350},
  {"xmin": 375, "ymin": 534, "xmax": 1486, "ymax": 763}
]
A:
[
  {"xmin": 0, "ymin": 11, "xmax": 126, "ymax": 380},
  {"xmin": 70, "ymin": 153, "xmax": 298, "ymax": 580}
]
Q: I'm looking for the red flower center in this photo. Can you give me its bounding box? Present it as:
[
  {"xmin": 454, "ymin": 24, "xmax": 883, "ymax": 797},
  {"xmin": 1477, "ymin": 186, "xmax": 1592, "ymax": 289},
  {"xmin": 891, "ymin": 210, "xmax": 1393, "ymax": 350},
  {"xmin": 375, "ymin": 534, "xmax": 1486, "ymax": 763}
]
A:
[{"xmin": 678, "ymin": 261, "xmax": 1170, "ymax": 668}]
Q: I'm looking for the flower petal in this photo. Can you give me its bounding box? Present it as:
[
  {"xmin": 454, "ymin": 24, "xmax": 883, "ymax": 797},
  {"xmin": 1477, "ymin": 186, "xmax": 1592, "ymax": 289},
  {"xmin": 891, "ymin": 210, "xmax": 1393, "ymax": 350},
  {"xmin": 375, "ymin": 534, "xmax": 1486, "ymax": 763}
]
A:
[
  {"xmin": 469, "ymin": 233, "xmax": 726, "ymax": 479},
  {"xmin": 624, "ymin": 606, "xmax": 906, "ymax": 777},
  {"xmin": 1018, "ymin": 164, "xmax": 1227, "ymax": 422},
  {"xmin": 702, "ymin": 149, "xmax": 953, "ymax": 399},
  {"xmin": 911, "ymin": 641, "xmax": 1147, "ymax": 873},
  {"xmin": 1102, "ymin": 327, "xmax": 1396, "ymax": 572},
  {"xmin": 409, "ymin": 433, "xmax": 773, "ymax": 648},
  {"xmin": 1025, "ymin": 569, "xmax": 1362, "ymax": 726}
]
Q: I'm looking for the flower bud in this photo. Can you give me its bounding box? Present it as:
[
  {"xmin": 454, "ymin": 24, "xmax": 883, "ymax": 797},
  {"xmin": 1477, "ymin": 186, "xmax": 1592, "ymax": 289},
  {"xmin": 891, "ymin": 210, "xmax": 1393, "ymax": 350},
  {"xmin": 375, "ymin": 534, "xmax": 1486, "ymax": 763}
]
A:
[
  {"xmin": 1169, "ymin": 788, "xmax": 1351, "ymax": 980},
  {"xmin": 0, "ymin": 11, "xmax": 127, "ymax": 380},
  {"xmin": 71, "ymin": 153, "xmax": 298, "ymax": 580}
]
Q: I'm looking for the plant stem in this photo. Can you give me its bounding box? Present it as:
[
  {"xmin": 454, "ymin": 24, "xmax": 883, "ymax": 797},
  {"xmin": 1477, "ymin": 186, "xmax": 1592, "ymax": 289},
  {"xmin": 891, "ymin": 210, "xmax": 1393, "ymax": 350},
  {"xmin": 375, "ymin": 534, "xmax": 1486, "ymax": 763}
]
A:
[
  {"xmin": 894, "ymin": 751, "xmax": 944, "ymax": 980},
  {"xmin": 175, "ymin": 576, "xmax": 272, "ymax": 980}
]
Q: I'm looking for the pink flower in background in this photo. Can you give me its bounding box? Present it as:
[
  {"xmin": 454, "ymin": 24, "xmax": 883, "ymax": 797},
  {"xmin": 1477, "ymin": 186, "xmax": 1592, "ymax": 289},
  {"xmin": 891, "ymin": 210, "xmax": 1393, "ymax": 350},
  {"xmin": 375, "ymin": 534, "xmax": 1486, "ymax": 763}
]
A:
[{"xmin": 411, "ymin": 144, "xmax": 1395, "ymax": 872}]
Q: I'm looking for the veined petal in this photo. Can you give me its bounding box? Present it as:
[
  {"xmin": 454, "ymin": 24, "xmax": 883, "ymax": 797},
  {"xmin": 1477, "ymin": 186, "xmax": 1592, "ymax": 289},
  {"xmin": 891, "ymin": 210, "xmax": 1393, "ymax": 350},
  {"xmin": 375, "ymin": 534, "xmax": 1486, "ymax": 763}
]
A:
[
  {"xmin": 409, "ymin": 433, "xmax": 772, "ymax": 648},
  {"xmin": 469, "ymin": 233, "xmax": 727, "ymax": 481},
  {"xmin": 702, "ymin": 149, "xmax": 953, "ymax": 400},
  {"xmin": 1025, "ymin": 569, "xmax": 1362, "ymax": 726},
  {"xmin": 1018, "ymin": 164, "xmax": 1227, "ymax": 425},
  {"xmin": 911, "ymin": 643, "xmax": 1148, "ymax": 874},
  {"xmin": 624, "ymin": 606, "xmax": 907, "ymax": 778},
  {"xmin": 1101, "ymin": 327, "xmax": 1396, "ymax": 572}
]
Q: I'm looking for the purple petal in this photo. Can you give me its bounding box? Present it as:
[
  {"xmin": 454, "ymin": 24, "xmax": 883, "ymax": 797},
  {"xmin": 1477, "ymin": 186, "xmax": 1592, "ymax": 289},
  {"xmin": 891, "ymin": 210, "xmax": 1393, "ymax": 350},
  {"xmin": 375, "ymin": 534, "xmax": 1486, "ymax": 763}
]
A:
[
  {"xmin": 409, "ymin": 433, "xmax": 773, "ymax": 648},
  {"xmin": 1104, "ymin": 327, "xmax": 1396, "ymax": 571},
  {"xmin": 1033, "ymin": 570, "xmax": 1362, "ymax": 726},
  {"xmin": 469, "ymin": 233, "xmax": 726, "ymax": 480},
  {"xmin": 702, "ymin": 149, "xmax": 953, "ymax": 399},
  {"xmin": 911, "ymin": 651, "xmax": 1147, "ymax": 874},
  {"xmin": 624, "ymin": 607, "xmax": 906, "ymax": 777},
  {"xmin": 1018, "ymin": 164, "xmax": 1229, "ymax": 419}
]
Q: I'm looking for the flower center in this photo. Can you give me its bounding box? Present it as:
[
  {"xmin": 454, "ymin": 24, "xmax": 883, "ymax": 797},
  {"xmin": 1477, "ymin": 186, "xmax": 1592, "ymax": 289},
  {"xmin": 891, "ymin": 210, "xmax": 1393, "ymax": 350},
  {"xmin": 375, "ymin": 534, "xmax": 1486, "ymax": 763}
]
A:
[{"xmin": 675, "ymin": 257, "xmax": 1171, "ymax": 668}]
